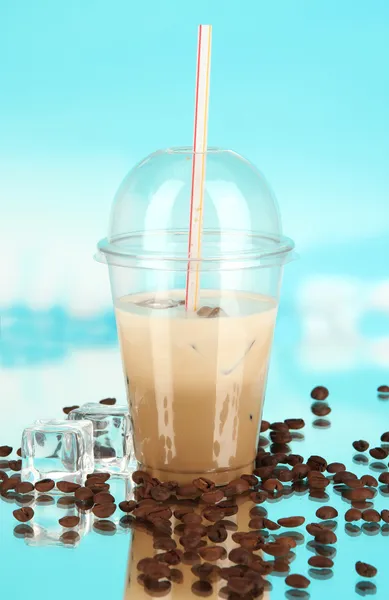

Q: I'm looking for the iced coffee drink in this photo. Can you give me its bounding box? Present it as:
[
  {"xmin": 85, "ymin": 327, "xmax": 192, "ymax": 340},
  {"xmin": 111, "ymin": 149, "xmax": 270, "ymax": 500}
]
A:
[{"xmin": 115, "ymin": 290, "xmax": 277, "ymax": 484}]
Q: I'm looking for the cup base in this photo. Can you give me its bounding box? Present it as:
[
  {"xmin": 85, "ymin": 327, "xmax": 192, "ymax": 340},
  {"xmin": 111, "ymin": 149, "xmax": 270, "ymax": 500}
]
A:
[{"xmin": 137, "ymin": 461, "xmax": 255, "ymax": 486}]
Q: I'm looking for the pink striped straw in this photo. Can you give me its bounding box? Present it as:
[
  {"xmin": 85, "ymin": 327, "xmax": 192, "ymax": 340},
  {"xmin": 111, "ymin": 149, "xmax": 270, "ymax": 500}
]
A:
[{"xmin": 185, "ymin": 24, "xmax": 212, "ymax": 312}]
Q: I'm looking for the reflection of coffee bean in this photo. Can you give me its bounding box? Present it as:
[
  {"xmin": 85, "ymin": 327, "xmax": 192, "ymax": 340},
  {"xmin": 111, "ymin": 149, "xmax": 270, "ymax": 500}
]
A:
[
  {"xmin": 355, "ymin": 561, "xmax": 377, "ymax": 577},
  {"xmin": 316, "ymin": 506, "xmax": 338, "ymax": 519},
  {"xmin": 312, "ymin": 418, "xmax": 331, "ymax": 428},
  {"xmin": 144, "ymin": 578, "xmax": 171, "ymax": 594},
  {"xmin": 308, "ymin": 556, "xmax": 333, "ymax": 568},
  {"xmin": 13, "ymin": 507, "xmax": 34, "ymax": 522},
  {"xmin": 285, "ymin": 574, "xmax": 310, "ymax": 588},
  {"xmin": 353, "ymin": 440, "xmax": 369, "ymax": 452},
  {"xmin": 311, "ymin": 386, "xmax": 329, "ymax": 400},
  {"xmin": 311, "ymin": 403, "xmax": 331, "ymax": 417},
  {"xmin": 15, "ymin": 482, "xmax": 34, "ymax": 494},
  {"xmin": 199, "ymin": 546, "xmax": 226, "ymax": 562},
  {"xmin": 369, "ymin": 447, "xmax": 388, "ymax": 460},
  {"xmin": 191, "ymin": 580, "xmax": 213, "ymax": 597},
  {"xmin": 60, "ymin": 531, "xmax": 80, "ymax": 545}
]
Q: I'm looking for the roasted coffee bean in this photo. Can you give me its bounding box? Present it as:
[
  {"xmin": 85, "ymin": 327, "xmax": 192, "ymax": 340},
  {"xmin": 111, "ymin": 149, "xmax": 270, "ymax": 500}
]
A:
[
  {"xmin": 177, "ymin": 484, "xmax": 200, "ymax": 497},
  {"xmin": 191, "ymin": 581, "xmax": 213, "ymax": 597},
  {"xmin": 262, "ymin": 479, "xmax": 283, "ymax": 493},
  {"xmin": 286, "ymin": 574, "xmax": 310, "ymax": 589},
  {"xmin": 362, "ymin": 509, "xmax": 381, "ymax": 522},
  {"xmin": 57, "ymin": 496, "xmax": 76, "ymax": 508},
  {"xmin": 35, "ymin": 494, "xmax": 53, "ymax": 505},
  {"xmin": 250, "ymin": 505, "xmax": 268, "ymax": 518},
  {"xmin": 308, "ymin": 555, "xmax": 333, "ymax": 568},
  {"xmin": 15, "ymin": 482, "xmax": 34, "ymax": 494},
  {"xmin": 381, "ymin": 510, "xmax": 389, "ymax": 523},
  {"xmin": 87, "ymin": 472, "xmax": 111, "ymax": 482},
  {"xmin": 262, "ymin": 541, "xmax": 289, "ymax": 557},
  {"xmin": 273, "ymin": 558, "xmax": 290, "ymax": 573},
  {"xmin": 248, "ymin": 517, "xmax": 264, "ymax": 529},
  {"xmin": 228, "ymin": 547, "xmax": 253, "ymax": 565},
  {"xmin": 149, "ymin": 485, "xmax": 171, "ymax": 502},
  {"xmin": 311, "ymin": 386, "xmax": 329, "ymax": 400},
  {"xmin": 132, "ymin": 470, "xmax": 152, "ymax": 485},
  {"xmin": 193, "ymin": 477, "xmax": 215, "ymax": 492},
  {"xmin": 62, "ymin": 405, "xmax": 79, "ymax": 415},
  {"xmin": 144, "ymin": 579, "xmax": 171, "ymax": 594},
  {"xmin": 277, "ymin": 516, "xmax": 305, "ymax": 528},
  {"xmin": 260, "ymin": 420, "xmax": 270, "ymax": 433},
  {"xmin": 137, "ymin": 557, "xmax": 158, "ymax": 572},
  {"xmin": 264, "ymin": 518, "xmax": 280, "ymax": 531},
  {"xmin": 217, "ymin": 500, "xmax": 238, "ymax": 516},
  {"xmin": 169, "ymin": 568, "xmax": 183, "ymax": 584},
  {"xmin": 378, "ymin": 385, "xmax": 389, "ymax": 393},
  {"xmin": 179, "ymin": 535, "xmax": 203, "ymax": 550},
  {"xmin": 56, "ymin": 481, "xmax": 80, "ymax": 494},
  {"xmin": 361, "ymin": 475, "xmax": 378, "ymax": 487},
  {"xmin": 60, "ymin": 530, "xmax": 81, "ymax": 545},
  {"xmin": 174, "ymin": 507, "xmax": 194, "ymax": 520},
  {"xmin": 254, "ymin": 466, "xmax": 274, "ymax": 480},
  {"xmin": 75, "ymin": 487, "xmax": 94, "ymax": 501},
  {"xmin": 182, "ymin": 551, "xmax": 201, "ymax": 565},
  {"xmin": 353, "ymin": 440, "xmax": 369, "ymax": 452},
  {"xmin": 327, "ymin": 462, "xmax": 345, "ymax": 474},
  {"xmin": 235, "ymin": 532, "xmax": 264, "ymax": 550},
  {"xmin": 355, "ymin": 561, "xmax": 377, "ymax": 578},
  {"xmin": 307, "ymin": 455, "xmax": 327, "ymax": 472},
  {"xmin": 370, "ymin": 447, "xmax": 388, "ymax": 460},
  {"xmin": 9, "ymin": 460, "xmax": 22, "ymax": 471},
  {"xmin": 0, "ymin": 445, "xmax": 12, "ymax": 457},
  {"xmin": 184, "ymin": 523, "xmax": 207, "ymax": 537},
  {"xmin": 0, "ymin": 470, "xmax": 8, "ymax": 482},
  {"xmin": 311, "ymin": 402, "xmax": 331, "ymax": 417},
  {"xmin": 191, "ymin": 563, "xmax": 220, "ymax": 581},
  {"xmin": 199, "ymin": 546, "xmax": 226, "ymax": 561},
  {"xmin": 291, "ymin": 464, "xmax": 310, "ymax": 480},
  {"xmin": 35, "ymin": 478, "xmax": 55, "ymax": 492},
  {"xmin": 270, "ymin": 432, "xmax": 293, "ymax": 444},
  {"xmin": 313, "ymin": 419, "xmax": 331, "ymax": 428},
  {"xmin": 153, "ymin": 537, "xmax": 177, "ymax": 551},
  {"xmin": 314, "ymin": 529, "xmax": 337, "ymax": 544},
  {"xmin": 349, "ymin": 488, "xmax": 375, "ymax": 501},
  {"xmin": 270, "ymin": 421, "xmax": 289, "ymax": 432},
  {"xmin": 316, "ymin": 506, "xmax": 338, "ymax": 520},
  {"xmin": 93, "ymin": 492, "xmax": 114, "ymax": 505},
  {"xmin": 143, "ymin": 560, "xmax": 171, "ymax": 579},
  {"xmin": 156, "ymin": 549, "xmax": 183, "ymax": 565},
  {"xmin": 118, "ymin": 500, "xmax": 136, "ymax": 514},
  {"xmin": 240, "ymin": 474, "xmax": 258, "ymax": 486},
  {"xmin": 182, "ymin": 513, "xmax": 202, "ymax": 525},
  {"xmin": 224, "ymin": 478, "xmax": 250, "ymax": 496},
  {"xmin": 287, "ymin": 454, "xmax": 304, "ymax": 466},
  {"xmin": 59, "ymin": 515, "xmax": 80, "ymax": 528},
  {"xmin": 208, "ymin": 525, "xmax": 227, "ymax": 543},
  {"xmin": 278, "ymin": 469, "xmax": 294, "ymax": 483},
  {"xmin": 201, "ymin": 489, "xmax": 224, "ymax": 504},
  {"xmin": 284, "ymin": 418, "xmax": 305, "ymax": 430},
  {"xmin": 93, "ymin": 503, "xmax": 116, "ymax": 518},
  {"xmin": 202, "ymin": 507, "xmax": 225, "ymax": 522},
  {"xmin": 333, "ymin": 471, "xmax": 357, "ymax": 483},
  {"xmin": 13, "ymin": 507, "xmax": 34, "ymax": 522},
  {"xmin": 99, "ymin": 397, "xmax": 116, "ymax": 405},
  {"xmin": 13, "ymin": 524, "xmax": 34, "ymax": 538},
  {"xmin": 381, "ymin": 431, "xmax": 389, "ymax": 442},
  {"xmin": 308, "ymin": 475, "xmax": 330, "ymax": 490},
  {"xmin": 227, "ymin": 577, "xmax": 255, "ymax": 594}
]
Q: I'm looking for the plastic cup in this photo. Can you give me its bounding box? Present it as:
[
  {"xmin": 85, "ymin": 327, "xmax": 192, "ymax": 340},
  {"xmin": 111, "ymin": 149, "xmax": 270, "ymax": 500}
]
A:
[{"xmin": 96, "ymin": 147, "xmax": 295, "ymax": 484}]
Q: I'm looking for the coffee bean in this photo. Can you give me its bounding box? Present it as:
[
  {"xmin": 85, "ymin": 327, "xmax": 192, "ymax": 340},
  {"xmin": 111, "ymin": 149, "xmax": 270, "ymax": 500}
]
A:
[
  {"xmin": 92, "ymin": 492, "xmax": 114, "ymax": 505},
  {"xmin": 59, "ymin": 515, "xmax": 80, "ymax": 528},
  {"xmin": 179, "ymin": 535, "xmax": 203, "ymax": 550},
  {"xmin": 208, "ymin": 525, "xmax": 227, "ymax": 543},
  {"xmin": 370, "ymin": 447, "xmax": 388, "ymax": 460},
  {"xmin": 287, "ymin": 454, "xmax": 304, "ymax": 466},
  {"xmin": 202, "ymin": 507, "xmax": 225, "ymax": 522},
  {"xmin": 62, "ymin": 405, "xmax": 79, "ymax": 415},
  {"xmin": 93, "ymin": 503, "xmax": 116, "ymax": 518},
  {"xmin": 169, "ymin": 568, "xmax": 183, "ymax": 584},
  {"xmin": 361, "ymin": 475, "xmax": 378, "ymax": 487},
  {"xmin": 117, "ymin": 500, "xmax": 136, "ymax": 514},
  {"xmin": 199, "ymin": 546, "xmax": 226, "ymax": 561},
  {"xmin": 262, "ymin": 479, "xmax": 283, "ymax": 493},
  {"xmin": 254, "ymin": 465, "xmax": 274, "ymax": 479},
  {"xmin": 191, "ymin": 563, "xmax": 220, "ymax": 582},
  {"xmin": 307, "ymin": 455, "xmax": 327, "ymax": 472},
  {"xmin": 316, "ymin": 506, "xmax": 338, "ymax": 519},
  {"xmin": 381, "ymin": 431, "xmax": 389, "ymax": 442},
  {"xmin": 311, "ymin": 386, "xmax": 329, "ymax": 400},
  {"xmin": 260, "ymin": 420, "xmax": 270, "ymax": 433},
  {"xmin": 56, "ymin": 481, "xmax": 81, "ymax": 494},
  {"xmin": 224, "ymin": 478, "xmax": 250, "ymax": 496},
  {"xmin": 156, "ymin": 549, "xmax": 183, "ymax": 565},
  {"xmin": 308, "ymin": 556, "xmax": 333, "ymax": 568},
  {"xmin": 201, "ymin": 489, "xmax": 224, "ymax": 504},
  {"xmin": 311, "ymin": 402, "xmax": 331, "ymax": 417},
  {"xmin": 362, "ymin": 509, "xmax": 381, "ymax": 522},
  {"xmin": 286, "ymin": 574, "xmax": 310, "ymax": 589},
  {"xmin": 291, "ymin": 464, "xmax": 310, "ymax": 480},
  {"xmin": 250, "ymin": 506, "xmax": 268, "ymax": 518},
  {"xmin": 381, "ymin": 510, "xmax": 389, "ymax": 523},
  {"xmin": 13, "ymin": 524, "xmax": 34, "ymax": 539},
  {"xmin": 0, "ymin": 446, "xmax": 12, "ymax": 457},
  {"xmin": 100, "ymin": 397, "xmax": 116, "ymax": 405},
  {"xmin": 87, "ymin": 472, "xmax": 110, "ymax": 482},
  {"xmin": 284, "ymin": 418, "xmax": 305, "ymax": 430},
  {"xmin": 35, "ymin": 478, "xmax": 55, "ymax": 492},
  {"xmin": 234, "ymin": 532, "xmax": 263, "ymax": 551},
  {"xmin": 353, "ymin": 440, "xmax": 369, "ymax": 452},
  {"xmin": 144, "ymin": 579, "xmax": 171, "ymax": 594},
  {"xmin": 152, "ymin": 537, "xmax": 177, "ymax": 551},
  {"xmin": 270, "ymin": 421, "xmax": 289, "ymax": 432},
  {"xmin": 181, "ymin": 513, "xmax": 202, "ymax": 525},
  {"xmin": 327, "ymin": 462, "xmax": 345, "ymax": 474},
  {"xmin": 217, "ymin": 500, "xmax": 238, "ymax": 516},
  {"xmin": 60, "ymin": 531, "xmax": 81, "ymax": 545},
  {"xmin": 227, "ymin": 577, "xmax": 255, "ymax": 594},
  {"xmin": 355, "ymin": 561, "xmax": 377, "ymax": 578},
  {"xmin": 13, "ymin": 507, "xmax": 34, "ymax": 522},
  {"xmin": 182, "ymin": 551, "xmax": 201, "ymax": 565},
  {"xmin": 241, "ymin": 474, "xmax": 258, "ymax": 486},
  {"xmin": 86, "ymin": 482, "xmax": 110, "ymax": 494},
  {"xmin": 277, "ymin": 516, "xmax": 305, "ymax": 528},
  {"xmin": 132, "ymin": 470, "xmax": 152, "ymax": 485},
  {"xmin": 273, "ymin": 558, "xmax": 290, "ymax": 572},
  {"xmin": 184, "ymin": 523, "xmax": 207, "ymax": 537},
  {"xmin": 378, "ymin": 385, "xmax": 389, "ymax": 393},
  {"xmin": 75, "ymin": 487, "xmax": 94, "ymax": 502},
  {"xmin": 263, "ymin": 518, "xmax": 280, "ymax": 531},
  {"xmin": 314, "ymin": 529, "xmax": 337, "ymax": 544},
  {"xmin": 278, "ymin": 469, "xmax": 294, "ymax": 483},
  {"xmin": 262, "ymin": 541, "xmax": 289, "ymax": 557},
  {"xmin": 36, "ymin": 494, "xmax": 54, "ymax": 505},
  {"xmin": 306, "ymin": 523, "xmax": 325, "ymax": 536},
  {"xmin": 350, "ymin": 488, "xmax": 375, "ymax": 501},
  {"xmin": 9, "ymin": 460, "xmax": 22, "ymax": 471},
  {"xmin": 193, "ymin": 477, "xmax": 215, "ymax": 492},
  {"xmin": 57, "ymin": 496, "xmax": 76, "ymax": 508},
  {"xmin": 149, "ymin": 485, "xmax": 171, "ymax": 502},
  {"xmin": 191, "ymin": 581, "xmax": 213, "ymax": 597},
  {"xmin": 333, "ymin": 471, "xmax": 358, "ymax": 483},
  {"xmin": 177, "ymin": 484, "xmax": 200, "ymax": 497},
  {"xmin": 228, "ymin": 547, "xmax": 252, "ymax": 565},
  {"xmin": 15, "ymin": 482, "xmax": 34, "ymax": 494}
]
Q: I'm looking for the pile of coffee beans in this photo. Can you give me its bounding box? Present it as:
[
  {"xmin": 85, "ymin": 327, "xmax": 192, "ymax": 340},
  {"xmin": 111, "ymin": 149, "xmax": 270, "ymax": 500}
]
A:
[{"xmin": 1, "ymin": 385, "xmax": 388, "ymax": 598}]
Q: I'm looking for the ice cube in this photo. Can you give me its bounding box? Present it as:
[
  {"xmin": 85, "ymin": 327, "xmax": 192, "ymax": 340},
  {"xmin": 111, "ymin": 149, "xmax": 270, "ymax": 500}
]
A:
[
  {"xmin": 21, "ymin": 420, "xmax": 94, "ymax": 485},
  {"xmin": 23, "ymin": 503, "xmax": 91, "ymax": 547},
  {"xmin": 68, "ymin": 404, "xmax": 133, "ymax": 475}
]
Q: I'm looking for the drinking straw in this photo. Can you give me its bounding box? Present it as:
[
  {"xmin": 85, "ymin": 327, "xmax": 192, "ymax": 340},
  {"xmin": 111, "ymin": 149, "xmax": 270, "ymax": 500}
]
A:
[{"xmin": 185, "ymin": 24, "xmax": 212, "ymax": 311}]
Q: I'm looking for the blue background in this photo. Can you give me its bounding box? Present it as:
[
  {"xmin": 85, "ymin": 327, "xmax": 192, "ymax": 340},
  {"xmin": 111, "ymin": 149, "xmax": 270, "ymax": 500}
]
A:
[{"xmin": 1, "ymin": 1, "xmax": 389, "ymax": 599}]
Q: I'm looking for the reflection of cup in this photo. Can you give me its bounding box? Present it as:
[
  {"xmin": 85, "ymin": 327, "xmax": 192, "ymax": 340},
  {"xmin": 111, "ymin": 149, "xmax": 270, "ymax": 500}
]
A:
[{"xmin": 96, "ymin": 148, "xmax": 294, "ymax": 484}]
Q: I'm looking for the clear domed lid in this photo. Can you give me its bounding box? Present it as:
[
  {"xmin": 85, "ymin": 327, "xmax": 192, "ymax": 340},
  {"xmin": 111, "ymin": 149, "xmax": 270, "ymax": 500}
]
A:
[{"xmin": 96, "ymin": 147, "xmax": 294, "ymax": 270}]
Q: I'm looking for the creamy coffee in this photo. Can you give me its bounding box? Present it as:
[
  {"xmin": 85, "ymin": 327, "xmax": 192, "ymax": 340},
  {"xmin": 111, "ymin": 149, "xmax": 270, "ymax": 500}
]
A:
[{"xmin": 115, "ymin": 290, "xmax": 277, "ymax": 484}]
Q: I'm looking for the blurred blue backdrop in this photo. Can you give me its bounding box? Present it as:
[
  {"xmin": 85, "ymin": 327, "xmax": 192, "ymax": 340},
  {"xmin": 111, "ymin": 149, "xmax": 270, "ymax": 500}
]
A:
[{"xmin": 1, "ymin": 2, "xmax": 389, "ymax": 599}]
